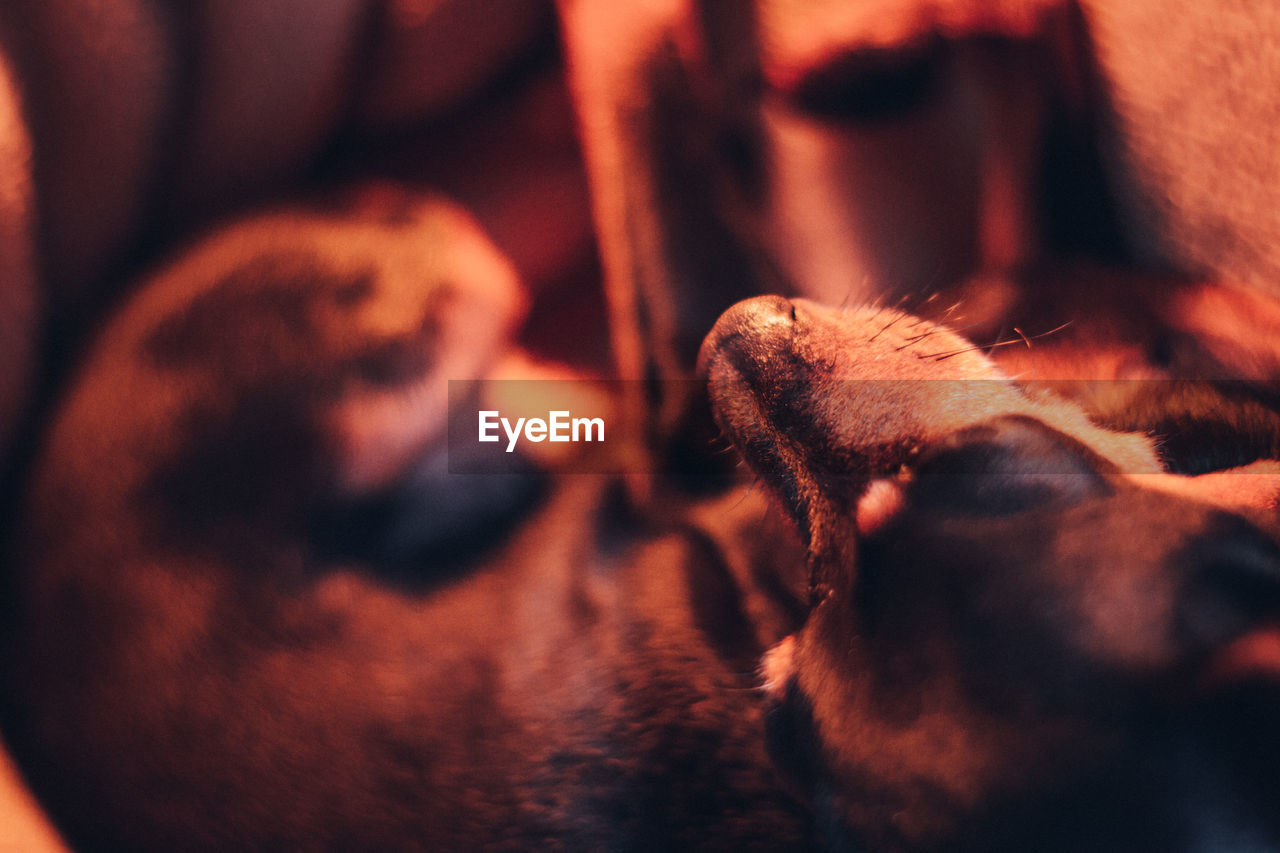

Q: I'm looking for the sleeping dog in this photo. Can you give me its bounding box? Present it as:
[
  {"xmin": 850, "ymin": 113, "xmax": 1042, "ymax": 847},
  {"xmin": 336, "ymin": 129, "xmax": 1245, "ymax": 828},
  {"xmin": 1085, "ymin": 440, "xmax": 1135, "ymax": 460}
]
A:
[
  {"xmin": 3, "ymin": 189, "xmax": 820, "ymax": 851},
  {"xmin": 6, "ymin": 2, "xmax": 1280, "ymax": 851},
  {"xmin": 701, "ymin": 294, "xmax": 1280, "ymax": 852},
  {"xmin": 7, "ymin": 187, "xmax": 1280, "ymax": 850}
]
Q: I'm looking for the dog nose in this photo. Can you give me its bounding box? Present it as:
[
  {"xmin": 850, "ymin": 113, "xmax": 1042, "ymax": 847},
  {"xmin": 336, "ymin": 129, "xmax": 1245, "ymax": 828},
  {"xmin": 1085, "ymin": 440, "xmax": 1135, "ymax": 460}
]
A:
[
  {"xmin": 739, "ymin": 294, "xmax": 796, "ymax": 320},
  {"xmin": 697, "ymin": 295, "xmax": 797, "ymax": 378}
]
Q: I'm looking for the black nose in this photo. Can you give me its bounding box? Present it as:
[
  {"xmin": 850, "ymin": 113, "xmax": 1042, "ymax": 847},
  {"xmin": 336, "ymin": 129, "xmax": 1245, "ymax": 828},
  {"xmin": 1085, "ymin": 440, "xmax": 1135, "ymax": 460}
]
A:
[{"xmin": 697, "ymin": 295, "xmax": 797, "ymax": 378}]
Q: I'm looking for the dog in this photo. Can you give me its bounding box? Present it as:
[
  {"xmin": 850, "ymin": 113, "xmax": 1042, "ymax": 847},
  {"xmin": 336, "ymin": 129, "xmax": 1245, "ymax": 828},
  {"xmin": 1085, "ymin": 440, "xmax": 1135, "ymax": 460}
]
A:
[
  {"xmin": 6, "ymin": 1, "xmax": 1280, "ymax": 850},
  {"xmin": 10, "ymin": 217, "xmax": 1280, "ymax": 850},
  {"xmin": 2, "ymin": 187, "xmax": 828, "ymax": 851},
  {"xmin": 701, "ymin": 294, "xmax": 1280, "ymax": 852}
]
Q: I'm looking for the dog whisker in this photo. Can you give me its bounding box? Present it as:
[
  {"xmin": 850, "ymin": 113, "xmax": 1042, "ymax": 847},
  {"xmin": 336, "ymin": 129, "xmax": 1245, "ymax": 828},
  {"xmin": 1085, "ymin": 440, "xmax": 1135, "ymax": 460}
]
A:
[
  {"xmin": 1013, "ymin": 326, "xmax": 1038, "ymax": 385},
  {"xmin": 866, "ymin": 314, "xmax": 905, "ymax": 343},
  {"xmin": 894, "ymin": 327, "xmax": 946, "ymax": 350},
  {"xmin": 925, "ymin": 337, "xmax": 1026, "ymax": 360},
  {"xmin": 727, "ymin": 477, "xmax": 762, "ymax": 512}
]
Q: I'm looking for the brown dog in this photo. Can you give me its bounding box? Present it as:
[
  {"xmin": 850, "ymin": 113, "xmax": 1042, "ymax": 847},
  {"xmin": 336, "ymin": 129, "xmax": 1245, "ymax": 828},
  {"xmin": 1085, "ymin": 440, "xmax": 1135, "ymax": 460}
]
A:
[
  {"xmin": 11, "ymin": 200, "xmax": 1280, "ymax": 850},
  {"xmin": 702, "ymin": 294, "xmax": 1280, "ymax": 852},
  {"xmin": 7, "ymin": 2, "xmax": 1280, "ymax": 850},
  {"xmin": 3, "ymin": 188, "xmax": 827, "ymax": 851}
]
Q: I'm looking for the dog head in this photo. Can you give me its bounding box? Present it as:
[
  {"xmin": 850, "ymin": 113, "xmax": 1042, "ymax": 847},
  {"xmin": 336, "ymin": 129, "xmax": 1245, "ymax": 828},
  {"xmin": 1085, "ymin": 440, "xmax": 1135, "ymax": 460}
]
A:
[{"xmin": 702, "ymin": 295, "xmax": 1280, "ymax": 852}]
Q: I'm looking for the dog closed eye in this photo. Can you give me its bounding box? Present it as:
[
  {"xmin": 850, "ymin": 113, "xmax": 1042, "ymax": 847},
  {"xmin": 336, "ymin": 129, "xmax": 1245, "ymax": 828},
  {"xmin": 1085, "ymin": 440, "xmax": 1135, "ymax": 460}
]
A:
[{"xmin": 905, "ymin": 415, "xmax": 1112, "ymax": 517}]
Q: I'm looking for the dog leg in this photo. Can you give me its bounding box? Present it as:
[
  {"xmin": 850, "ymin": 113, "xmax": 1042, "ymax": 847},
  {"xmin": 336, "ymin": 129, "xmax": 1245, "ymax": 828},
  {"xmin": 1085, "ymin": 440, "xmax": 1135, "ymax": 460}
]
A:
[{"xmin": 4, "ymin": 189, "xmax": 552, "ymax": 850}]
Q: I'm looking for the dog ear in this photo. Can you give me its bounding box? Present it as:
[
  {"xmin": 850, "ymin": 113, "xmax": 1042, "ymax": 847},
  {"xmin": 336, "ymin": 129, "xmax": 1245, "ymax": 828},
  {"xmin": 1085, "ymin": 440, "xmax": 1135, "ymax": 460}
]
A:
[{"xmin": 904, "ymin": 414, "xmax": 1112, "ymax": 517}]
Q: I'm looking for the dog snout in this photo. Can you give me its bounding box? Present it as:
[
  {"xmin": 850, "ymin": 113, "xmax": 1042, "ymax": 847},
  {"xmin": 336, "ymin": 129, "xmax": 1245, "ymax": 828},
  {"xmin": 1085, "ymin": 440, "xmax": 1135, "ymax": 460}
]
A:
[{"xmin": 697, "ymin": 294, "xmax": 798, "ymax": 379}]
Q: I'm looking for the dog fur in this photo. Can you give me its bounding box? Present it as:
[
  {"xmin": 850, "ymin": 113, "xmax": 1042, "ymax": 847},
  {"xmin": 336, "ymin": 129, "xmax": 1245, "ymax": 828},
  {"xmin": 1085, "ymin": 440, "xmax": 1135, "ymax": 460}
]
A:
[
  {"xmin": 3, "ymin": 189, "xmax": 825, "ymax": 850},
  {"xmin": 701, "ymin": 294, "xmax": 1280, "ymax": 852},
  {"xmin": 4, "ymin": 2, "xmax": 1280, "ymax": 850}
]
